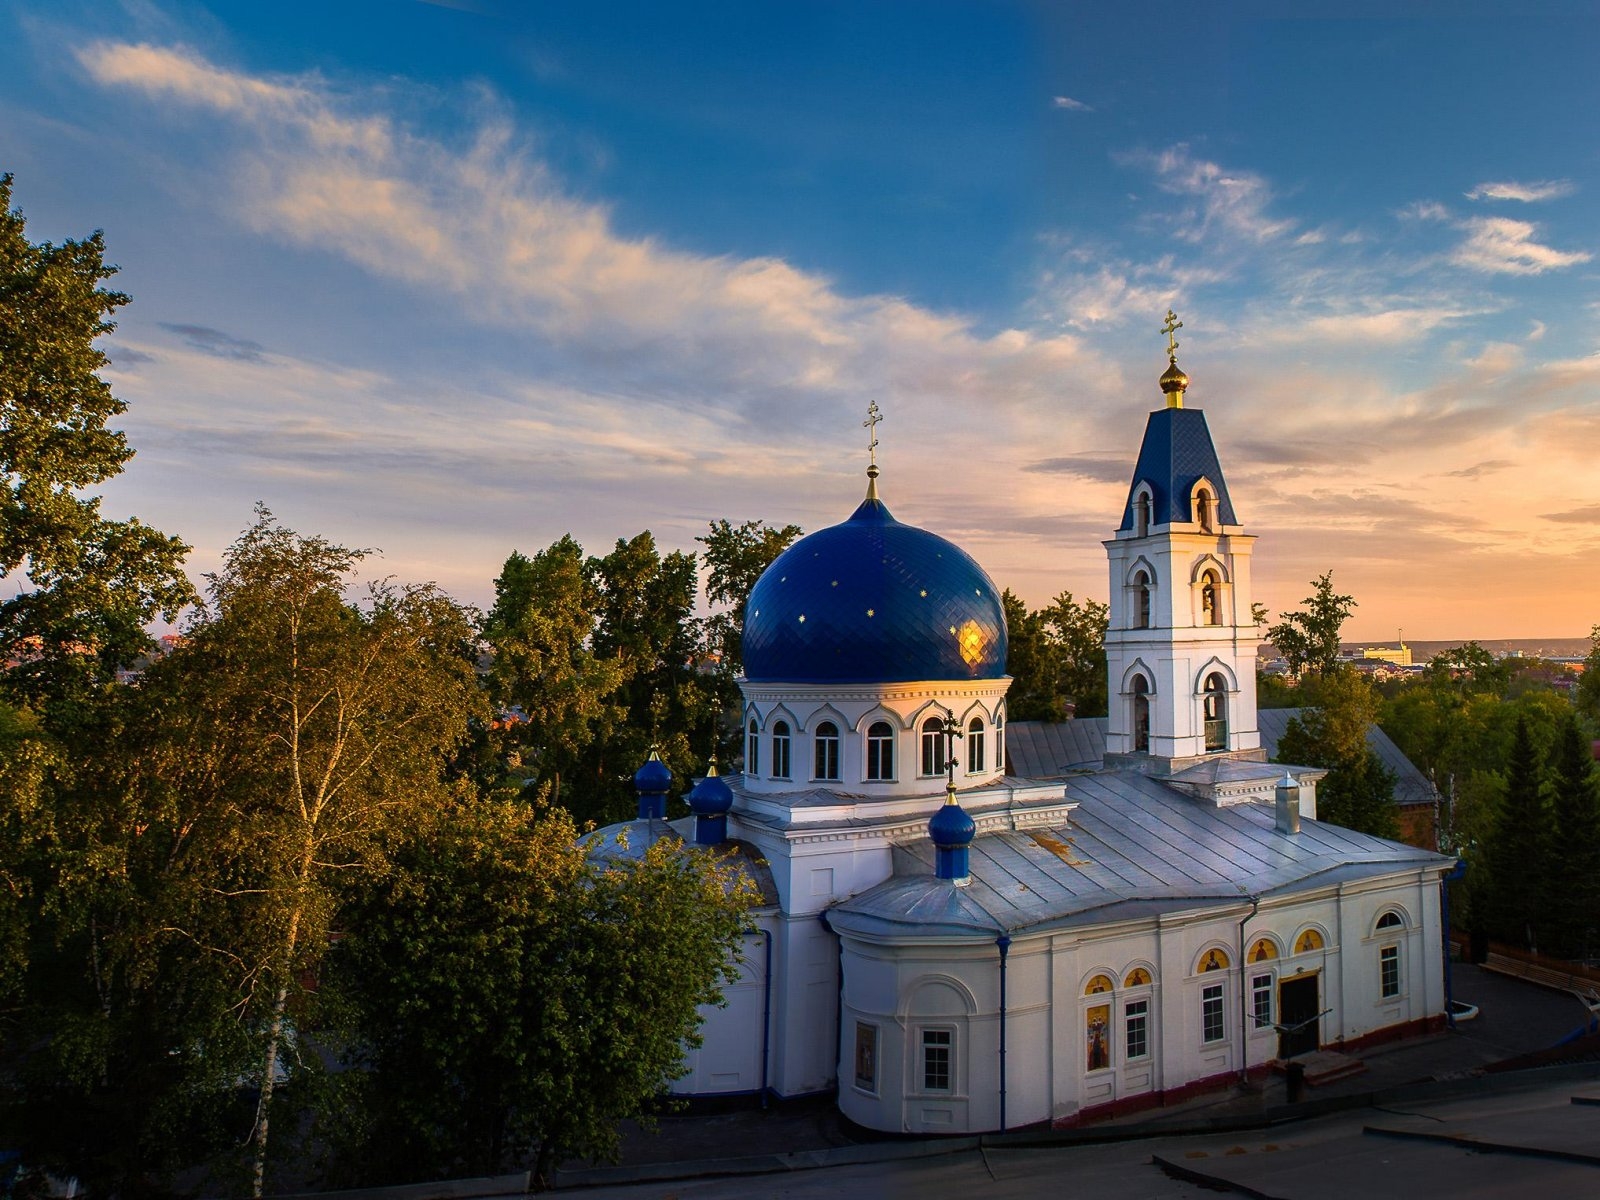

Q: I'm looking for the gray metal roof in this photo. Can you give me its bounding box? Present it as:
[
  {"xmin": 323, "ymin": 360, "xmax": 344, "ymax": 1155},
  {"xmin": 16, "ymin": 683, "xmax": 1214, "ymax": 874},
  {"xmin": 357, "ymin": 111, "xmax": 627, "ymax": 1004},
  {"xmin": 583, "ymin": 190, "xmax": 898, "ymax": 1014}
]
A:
[
  {"xmin": 828, "ymin": 767, "xmax": 1452, "ymax": 940},
  {"xmin": 584, "ymin": 818, "xmax": 780, "ymax": 907},
  {"xmin": 1006, "ymin": 712, "xmax": 1438, "ymax": 810}
]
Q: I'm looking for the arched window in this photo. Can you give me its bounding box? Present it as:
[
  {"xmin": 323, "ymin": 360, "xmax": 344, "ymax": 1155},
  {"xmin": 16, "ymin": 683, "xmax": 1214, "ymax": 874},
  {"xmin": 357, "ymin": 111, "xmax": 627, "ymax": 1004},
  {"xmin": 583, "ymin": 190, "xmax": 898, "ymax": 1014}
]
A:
[
  {"xmin": 920, "ymin": 717, "xmax": 946, "ymax": 777},
  {"xmin": 771, "ymin": 720, "xmax": 791, "ymax": 779},
  {"xmin": 746, "ymin": 718, "xmax": 759, "ymax": 775},
  {"xmin": 866, "ymin": 721, "xmax": 894, "ymax": 781},
  {"xmin": 966, "ymin": 718, "xmax": 985, "ymax": 773},
  {"xmin": 1124, "ymin": 966, "xmax": 1153, "ymax": 987},
  {"xmin": 994, "ymin": 713, "xmax": 1005, "ymax": 773},
  {"xmin": 1084, "ymin": 974, "xmax": 1114, "ymax": 995},
  {"xmin": 1196, "ymin": 487, "xmax": 1214, "ymax": 533},
  {"xmin": 1132, "ymin": 675, "xmax": 1151, "ymax": 753},
  {"xmin": 1135, "ymin": 492, "xmax": 1151, "ymax": 537},
  {"xmin": 1134, "ymin": 569, "xmax": 1152, "ymax": 629},
  {"xmin": 1200, "ymin": 569, "xmax": 1221, "ymax": 625},
  {"xmin": 814, "ymin": 721, "xmax": 840, "ymax": 781},
  {"xmin": 1248, "ymin": 937, "xmax": 1279, "ymax": 963},
  {"xmin": 1376, "ymin": 911, "xmax": 1405, "ymax": 932},
  {"xmin": 1203, "ymin": 673, "xmax": 1227, "ymax": 751},
  {"xmin": 1198, "ymin": 948, "xmax": 1230, "ymax": 973},
  {"xmin": 1295, "ymin": 929, "xmax": 1326, "ymax": 954}
]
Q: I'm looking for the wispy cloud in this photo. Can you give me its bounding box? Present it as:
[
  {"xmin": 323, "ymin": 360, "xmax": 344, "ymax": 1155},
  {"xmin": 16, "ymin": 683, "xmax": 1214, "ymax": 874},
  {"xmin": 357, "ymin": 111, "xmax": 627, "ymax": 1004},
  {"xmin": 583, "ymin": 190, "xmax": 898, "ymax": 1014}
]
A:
[
  {"xmin": 159, "ymin": 322, "xmax": 267, "ymax": 362},
  {"xmin": 1541, "ymin": 503, "xmax": 1600, "ymax": 524},
  {"xmin": 1022, "ymin": 454, "xmax": 1129, "ymax": 483},
  {"xmin": 1443, "ymin": 459, "xmax": 1513, "ymax": 479},
  {"xmin": 1467, "ymin": 180, "xmax": 1575, "ymax": 203},
  {"xmin": 1052, "ymin": 95, "xmax": 1093, "ymax": 112},
  {"xmin": 1119, "ymin": 144, "xmax": 1294, "ymax": 245},
  {"xmin": 1450, "ymin": 216, "xmax": 1590, "ymax": 275}
]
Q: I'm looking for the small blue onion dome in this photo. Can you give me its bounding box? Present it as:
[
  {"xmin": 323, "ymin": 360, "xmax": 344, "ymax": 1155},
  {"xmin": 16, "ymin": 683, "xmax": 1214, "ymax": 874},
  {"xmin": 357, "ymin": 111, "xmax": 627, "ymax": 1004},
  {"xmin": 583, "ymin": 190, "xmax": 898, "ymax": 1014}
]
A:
[
  {"xmin": 742, "ymin": 496, "xmax": 1008, "ymax": 684},
  {"xmin": 928, "ymin": 790, "xmax": 976, "ymax": 849},
  {"xmin": 687, "ymin": 757, "xmax": 735, "ymax": 816},
  {"xmin": 633, "ymin": 747, "xmax": 672, "ymax": 794}
]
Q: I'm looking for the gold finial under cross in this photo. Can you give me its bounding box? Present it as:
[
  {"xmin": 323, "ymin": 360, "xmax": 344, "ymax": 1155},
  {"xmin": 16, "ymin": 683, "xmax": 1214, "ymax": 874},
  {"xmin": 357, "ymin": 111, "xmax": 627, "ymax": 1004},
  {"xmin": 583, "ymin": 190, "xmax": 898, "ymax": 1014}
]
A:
[{"xmin": 1161, "ymin": 309, "xmax": 1183, "ymax": 362}]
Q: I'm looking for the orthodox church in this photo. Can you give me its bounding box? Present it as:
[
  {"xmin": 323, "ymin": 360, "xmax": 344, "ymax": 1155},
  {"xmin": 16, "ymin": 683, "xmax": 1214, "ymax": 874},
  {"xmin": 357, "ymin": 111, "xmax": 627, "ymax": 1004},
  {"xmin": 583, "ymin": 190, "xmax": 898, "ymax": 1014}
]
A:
[{"xmin": 588, "ymin": 321, "xmax": 1454, "ymax": 1132}]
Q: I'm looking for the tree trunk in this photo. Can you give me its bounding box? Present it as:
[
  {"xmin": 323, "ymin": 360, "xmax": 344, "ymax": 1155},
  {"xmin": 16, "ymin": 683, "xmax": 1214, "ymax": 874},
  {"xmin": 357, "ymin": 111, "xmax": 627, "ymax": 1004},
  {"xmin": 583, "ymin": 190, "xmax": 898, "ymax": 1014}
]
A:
[{"xmin": 251, "ymin": 901, "xmax": 303, "ymax": 1198}]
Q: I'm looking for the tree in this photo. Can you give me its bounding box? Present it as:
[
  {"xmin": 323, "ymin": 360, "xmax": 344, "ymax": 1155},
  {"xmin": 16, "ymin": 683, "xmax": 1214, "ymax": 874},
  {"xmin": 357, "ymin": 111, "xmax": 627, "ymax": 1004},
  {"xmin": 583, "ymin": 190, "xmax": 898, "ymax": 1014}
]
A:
[
  {"xmin": 1275, "ymin": 666, "xmax": 1399, "ymax": 838},
  {"xmin": 1266, "ymin": 572, "xmax": 1355, "ymax": 679},
  {"xmin": 0, "ymin": 174, "xmax": 194, "ymax": 714},
  {"xmin": 697, "ymin": 518, "xmax": 801, "ymax": 675},
  {"xmin": 1545, "ymin": 714, "xmax": 1600, "ymax": 959},
  {"xmin": 1422, "ymin": 641, "xmax": 1512, "ymax": 697},
  {"xmin": 482, "ymin": 538, "xmax": 625, "ymax": 814},
  {"xmin": 1001, "ymin": 589, "xmax": 1109, "ymax": 721},
  {"xmin": 116, "ymin": 510, "xmax": 484, "ymax": 1195},
  {"xmin": 1578, "ymin": 624, "xmax": 1600, "ymax": 721},
  {"xmin": 1482, "ymin": 714, "xmax": 1549, "ymax": 951},
  {"xmin": 323, "ymin": 796, "xmax": 754, "ymax": 1189}
]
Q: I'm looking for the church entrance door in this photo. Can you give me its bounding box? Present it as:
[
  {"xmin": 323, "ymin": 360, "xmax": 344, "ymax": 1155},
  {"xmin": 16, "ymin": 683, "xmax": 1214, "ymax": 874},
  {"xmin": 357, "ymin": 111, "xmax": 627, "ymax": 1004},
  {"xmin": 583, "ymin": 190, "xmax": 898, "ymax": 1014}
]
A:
[{"xmin": 1277, "ymin": 974, "xmax": 1320, "ymax": 1059}]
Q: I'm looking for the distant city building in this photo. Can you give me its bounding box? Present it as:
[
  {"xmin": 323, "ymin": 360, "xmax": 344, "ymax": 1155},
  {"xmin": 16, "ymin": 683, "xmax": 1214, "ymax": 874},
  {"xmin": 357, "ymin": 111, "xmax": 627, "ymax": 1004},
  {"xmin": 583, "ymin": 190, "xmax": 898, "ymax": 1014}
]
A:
[
  {"xmin": 1362, "ymin": 642, "xmax": 1412, "ymax": 666},
  {"xmin": 589, "ymin": 328, "xmax": 1452, "ymax": 1131}
]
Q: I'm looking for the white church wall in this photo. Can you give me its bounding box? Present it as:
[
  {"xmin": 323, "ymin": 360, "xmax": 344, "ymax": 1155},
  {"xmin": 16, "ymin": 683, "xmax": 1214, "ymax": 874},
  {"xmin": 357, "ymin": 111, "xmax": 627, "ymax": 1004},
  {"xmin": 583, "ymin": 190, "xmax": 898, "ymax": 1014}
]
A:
[{"xmin": 671, "ymin": 920, "xmax": 775, "ymax": 1097}]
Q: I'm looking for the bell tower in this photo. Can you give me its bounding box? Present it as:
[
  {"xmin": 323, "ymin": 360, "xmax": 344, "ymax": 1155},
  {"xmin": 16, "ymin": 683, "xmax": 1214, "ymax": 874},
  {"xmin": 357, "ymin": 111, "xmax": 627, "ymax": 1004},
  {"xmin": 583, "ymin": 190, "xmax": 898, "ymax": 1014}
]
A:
[{"xmin": 1103, "ymin": 313, "xmax": 1262, "ymax": 770}]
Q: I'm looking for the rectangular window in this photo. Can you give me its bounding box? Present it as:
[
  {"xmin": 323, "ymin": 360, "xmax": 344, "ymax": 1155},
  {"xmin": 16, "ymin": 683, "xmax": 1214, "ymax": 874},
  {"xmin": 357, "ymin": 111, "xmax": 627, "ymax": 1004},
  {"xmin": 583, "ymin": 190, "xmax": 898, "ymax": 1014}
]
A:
[
  {"xmin": 815, "ymin": 733, "xmax": 839, "ymax": 780},
  {"xmin": 921, "ymin": 1029, "xmax": 952, "ymax": 1092},
  {"xmin": 1125, "ymin": 998, "xmax": 1149, "ymax": 1061},
  {"xmin": 967, "ymin": 728, "xmax": 985, "ymax": 773},
  {"xmin": 1380, "ymin": 945, "xmax": 1401, "ymax": 999},
  {"xmin": 1252, "ymin": 973, "xmax": 1274, "ymax": 1030},
  {"xmin": 920, "ymin": 731, "xmax": 945, "ymax": 777},
  {"xmin": 854, "ymin": 1022, "xmax": 878, "ymax": 1092},
  {"xmin": 1202, "ymin": 983, "xmax": 1225, "ymax": 1044}
]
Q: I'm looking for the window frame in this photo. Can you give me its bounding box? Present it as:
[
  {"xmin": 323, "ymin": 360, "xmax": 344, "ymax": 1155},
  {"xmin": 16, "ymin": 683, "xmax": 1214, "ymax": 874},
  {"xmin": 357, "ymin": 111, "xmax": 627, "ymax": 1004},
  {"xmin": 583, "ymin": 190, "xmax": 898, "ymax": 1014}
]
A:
[
  {"xmin": 853, "ymin": 1021, "xmax": 879, "ymax": 1095},
  {"xmin": 1124, "ymin": 997, "xmax": 1150, "ymax": 1062},
  {"xmin": 1251, "ymin": 972, "xmax": 1274, "ymax": 1030},
  {"xmin": 865, "ymin": 721, "xmax": 895, "ymax": 781},
  {"xmin": 919, "ymin": 1027, "xmax": 954, "ymax": 1094},
  {"xmin": 746, "ymin": 718, "xmax": 759, "ymax": 776},
  {"xmin": 814, "ymin": 720, "xmax": 840, "ymax": 781},
  {"xmin": 966, "ymin": 718, "xmax": 985, "ymax": 773},
  {"xmin": 1201, "ymin": 983, "xmax": 1226, "ymax": 1044},
  {"xmin": 919, "ymin": 717, "xmax": 946, "ymax": 778},
  {"xmin": 1379, "ymin": 944, "xmax": 1401, "ymax": 1000}
]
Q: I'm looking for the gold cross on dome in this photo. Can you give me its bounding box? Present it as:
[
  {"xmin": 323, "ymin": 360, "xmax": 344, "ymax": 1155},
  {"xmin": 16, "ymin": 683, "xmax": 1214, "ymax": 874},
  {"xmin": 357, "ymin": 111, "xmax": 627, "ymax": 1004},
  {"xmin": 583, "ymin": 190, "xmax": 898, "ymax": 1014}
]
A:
[
  {"xmin": 1161, "ymin": 309, "xmax": 1183, "ymax": 362},
  {"xmin": 863, "ymin": 401, "xmax": 882, "ymax": 467}
]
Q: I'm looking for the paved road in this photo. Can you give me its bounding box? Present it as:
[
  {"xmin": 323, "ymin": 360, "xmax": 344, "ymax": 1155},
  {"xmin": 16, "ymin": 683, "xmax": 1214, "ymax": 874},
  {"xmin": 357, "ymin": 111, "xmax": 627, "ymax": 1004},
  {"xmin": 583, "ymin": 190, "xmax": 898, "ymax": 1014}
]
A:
[{"xmin": 566, "ymin": 1075, "xmax": 1600, "ymax": 1199}]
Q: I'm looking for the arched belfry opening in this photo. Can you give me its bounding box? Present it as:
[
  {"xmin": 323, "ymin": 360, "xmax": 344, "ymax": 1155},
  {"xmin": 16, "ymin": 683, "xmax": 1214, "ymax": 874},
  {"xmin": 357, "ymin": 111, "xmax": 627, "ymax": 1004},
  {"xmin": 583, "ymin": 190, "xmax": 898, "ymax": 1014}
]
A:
[
  {"xmin": 1132, "ymin": 675, "xmax": 1151, "ymax": 753},
  {"xmin": 1202, "ymin": 673, "xmax": 1228, "ymax": 751}
]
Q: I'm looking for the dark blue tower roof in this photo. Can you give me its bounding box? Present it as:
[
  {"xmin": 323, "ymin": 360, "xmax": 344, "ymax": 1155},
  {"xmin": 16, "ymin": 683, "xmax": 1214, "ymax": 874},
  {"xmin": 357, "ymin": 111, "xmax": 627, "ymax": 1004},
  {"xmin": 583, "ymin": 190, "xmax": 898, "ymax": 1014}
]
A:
[
  {"xmin": 742, "ymin": 497, "xmax": 1008, "ymax": 685},
  {"xmin": 1118, "ymin": 407, "xmax": 1238, "ymax": 531}
]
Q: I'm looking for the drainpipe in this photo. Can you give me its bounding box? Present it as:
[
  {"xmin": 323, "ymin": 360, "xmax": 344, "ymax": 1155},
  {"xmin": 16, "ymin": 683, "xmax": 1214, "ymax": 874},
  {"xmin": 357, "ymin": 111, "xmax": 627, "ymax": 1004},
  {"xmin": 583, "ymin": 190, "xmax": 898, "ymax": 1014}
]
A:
[
  {"xmin": 1442, "ymin": 860, "xmax": 1466, "ymax": 1030},
  {"xmin": 758, "ymin": 927, "xmax": 774, "ymax": 1108},
  {"xmin": 1238, "ymin": 895, "xmax": 1260, "ymax": 1084},
  {"xmin": 996, "ymin": 934, "xmax": 1012, "ymax": 1133},
  {"xmin": 818, "ymin": 910, "xmax": 842, "ymax": 1098}
]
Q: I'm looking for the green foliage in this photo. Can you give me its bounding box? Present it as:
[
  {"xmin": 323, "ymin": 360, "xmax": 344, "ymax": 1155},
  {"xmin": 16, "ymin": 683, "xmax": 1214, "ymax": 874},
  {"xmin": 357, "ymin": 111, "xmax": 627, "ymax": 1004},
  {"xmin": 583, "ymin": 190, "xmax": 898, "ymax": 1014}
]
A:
[
  {"xmin": 696, "ymin": 517, "xmax": 801, "ymax": 675},
  {"xmin": 1274, "ymin": 666, "xmax": 1399, "ymax": 838},
  {"xmin": 1578, "ymin": 624, "xmax": 1600, "ymax": 720},
  {"xmin": 1255, "ymin": 672, "xmax": 1298, "ymax": 710},
  {"xmin": 1545, "ymin": 715, "xmax": 1600, "ymax": 959},
  {"xmin": 1482, "ymin": 715, "xmax": 1549, "ymax": 950},
  {"xmin": 1266, "ymin": 572, "xmax": 1354, "ymax": 679},
  {"xmin": 1001, "ymin": 589, "xmax": 1109, "ymax": 721},
  {"xmin": 323, "ymin": 798, "xmax": 755, "ymax": 1188},
  {"xmin": 1422, "ymin": 641, "xmax": 1513, "ymax": 698},
  {"xmin": 0, "ymin": 174, "xmax": 194, "ymax": 715}
]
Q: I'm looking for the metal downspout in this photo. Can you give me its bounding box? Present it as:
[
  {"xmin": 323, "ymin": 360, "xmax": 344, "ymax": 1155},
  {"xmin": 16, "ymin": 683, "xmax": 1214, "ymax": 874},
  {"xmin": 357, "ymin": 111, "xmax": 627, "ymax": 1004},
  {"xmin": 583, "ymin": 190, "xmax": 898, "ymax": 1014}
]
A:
[
  {"xmin": 1238, "ymin": 895, "xmax": 1260, "ymax": 1084},
  {"xmin": 996, "ymin": 934, "xmax": 1011, "ymax": 1133},
  {"xmin": 758, "ymin": 927, "xmax": 774, "ymax": 1108}
]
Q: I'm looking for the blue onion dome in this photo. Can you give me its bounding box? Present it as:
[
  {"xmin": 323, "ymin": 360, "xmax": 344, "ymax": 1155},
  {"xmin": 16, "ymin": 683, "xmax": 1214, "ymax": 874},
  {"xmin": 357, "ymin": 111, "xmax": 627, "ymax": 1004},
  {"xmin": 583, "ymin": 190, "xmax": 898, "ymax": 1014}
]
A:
[
  {"xmin": 633, "ymin": 747, "xmax": 672, "ymax": 794},
  {"xmin": 687, "ymin": 757, "xmax": 735, "ymax": 816},
  {"xmin": 928, "ymin": 789, "xmax": 976, "ymax": 849},
  {"xmin": 742, "ymin": 496, "xmax": 1008, "ymax": 684}
]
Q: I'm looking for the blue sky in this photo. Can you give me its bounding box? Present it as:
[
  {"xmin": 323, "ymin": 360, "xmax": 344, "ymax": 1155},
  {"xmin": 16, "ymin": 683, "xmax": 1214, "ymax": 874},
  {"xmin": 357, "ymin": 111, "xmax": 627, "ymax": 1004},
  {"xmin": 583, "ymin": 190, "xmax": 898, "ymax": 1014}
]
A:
[{"xmin": 3, "ymin": 1, "xmax": 1598, "ymax": 638}]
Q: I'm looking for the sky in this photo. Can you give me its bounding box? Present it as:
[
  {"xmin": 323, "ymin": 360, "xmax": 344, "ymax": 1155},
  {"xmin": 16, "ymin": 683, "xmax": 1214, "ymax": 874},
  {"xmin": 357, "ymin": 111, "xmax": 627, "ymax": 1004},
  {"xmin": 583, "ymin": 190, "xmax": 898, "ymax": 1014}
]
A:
[{"xmin": 2, "ymin": 0, "xmax": 1598, "ymax": 641}]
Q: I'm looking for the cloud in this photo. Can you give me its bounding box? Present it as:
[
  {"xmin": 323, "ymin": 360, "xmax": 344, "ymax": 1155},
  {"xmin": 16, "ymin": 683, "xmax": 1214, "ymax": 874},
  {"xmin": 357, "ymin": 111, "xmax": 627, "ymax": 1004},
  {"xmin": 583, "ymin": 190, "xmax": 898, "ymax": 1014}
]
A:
[
  {"xmin": 1443, "ymin": 460, "xmax": 1513, "ymax": 479},
  {"xmin": 105, "ymin": 344, "xmax": 158, "ymax": 367},
  {"xmin": 1450, "ymin": 216, "xmax": 1590, "ymax": 275},
  {"xmin": 1119, "ymin": 144, "xmax": 1294, "ymax": 244},
  {"xmin": 1467, "ymin": 180, "xmax": 1575, "ymax": 203},
  {"xmin": 1250, "ymin": 307, "xmax": 1469, "ymax": 346},
  {"xmin": 1052, "ymin": 95, "xmax": 1093, "ymax": 112},
  {"xmin": 80, "ymin": 40, "xmax": 1104, "ymax": 430},
  {"xmin": 159, "ymin": 322, "xmax": 268, "ymax": 361},
  {"xmin": 1023, "ymin": 454, "xmax": 1130, "ymax": 484},
  {"xmin": 1541, "ymin": 504, "xmax": 1600, "ymax": 524},
  {"xmin": 1398, "ymin": 200, "xmax": 1451, "ymax": 222}
]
